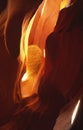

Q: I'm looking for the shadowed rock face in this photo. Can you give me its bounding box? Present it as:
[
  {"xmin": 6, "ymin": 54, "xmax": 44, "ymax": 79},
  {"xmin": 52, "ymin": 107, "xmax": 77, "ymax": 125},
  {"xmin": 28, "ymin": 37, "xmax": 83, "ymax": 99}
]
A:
[
  {"xmin": 0, "ymin": 0, "xmax": 7, "ymax": 13},
  {"xmin": 42, "ymin": 2, "xmax": 83, "ymax": 98}
]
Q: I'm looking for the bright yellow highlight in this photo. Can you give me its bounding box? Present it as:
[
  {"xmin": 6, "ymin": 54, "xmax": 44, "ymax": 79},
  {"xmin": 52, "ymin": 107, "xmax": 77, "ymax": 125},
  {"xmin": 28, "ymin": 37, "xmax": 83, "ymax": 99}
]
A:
[
  {"xmin": 60, "ymin": 0, "xmax": 70, "ymax": 10},
  {"xmin": 20, "ymin": 14, "xmax": 36, "ymax": 63}
]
